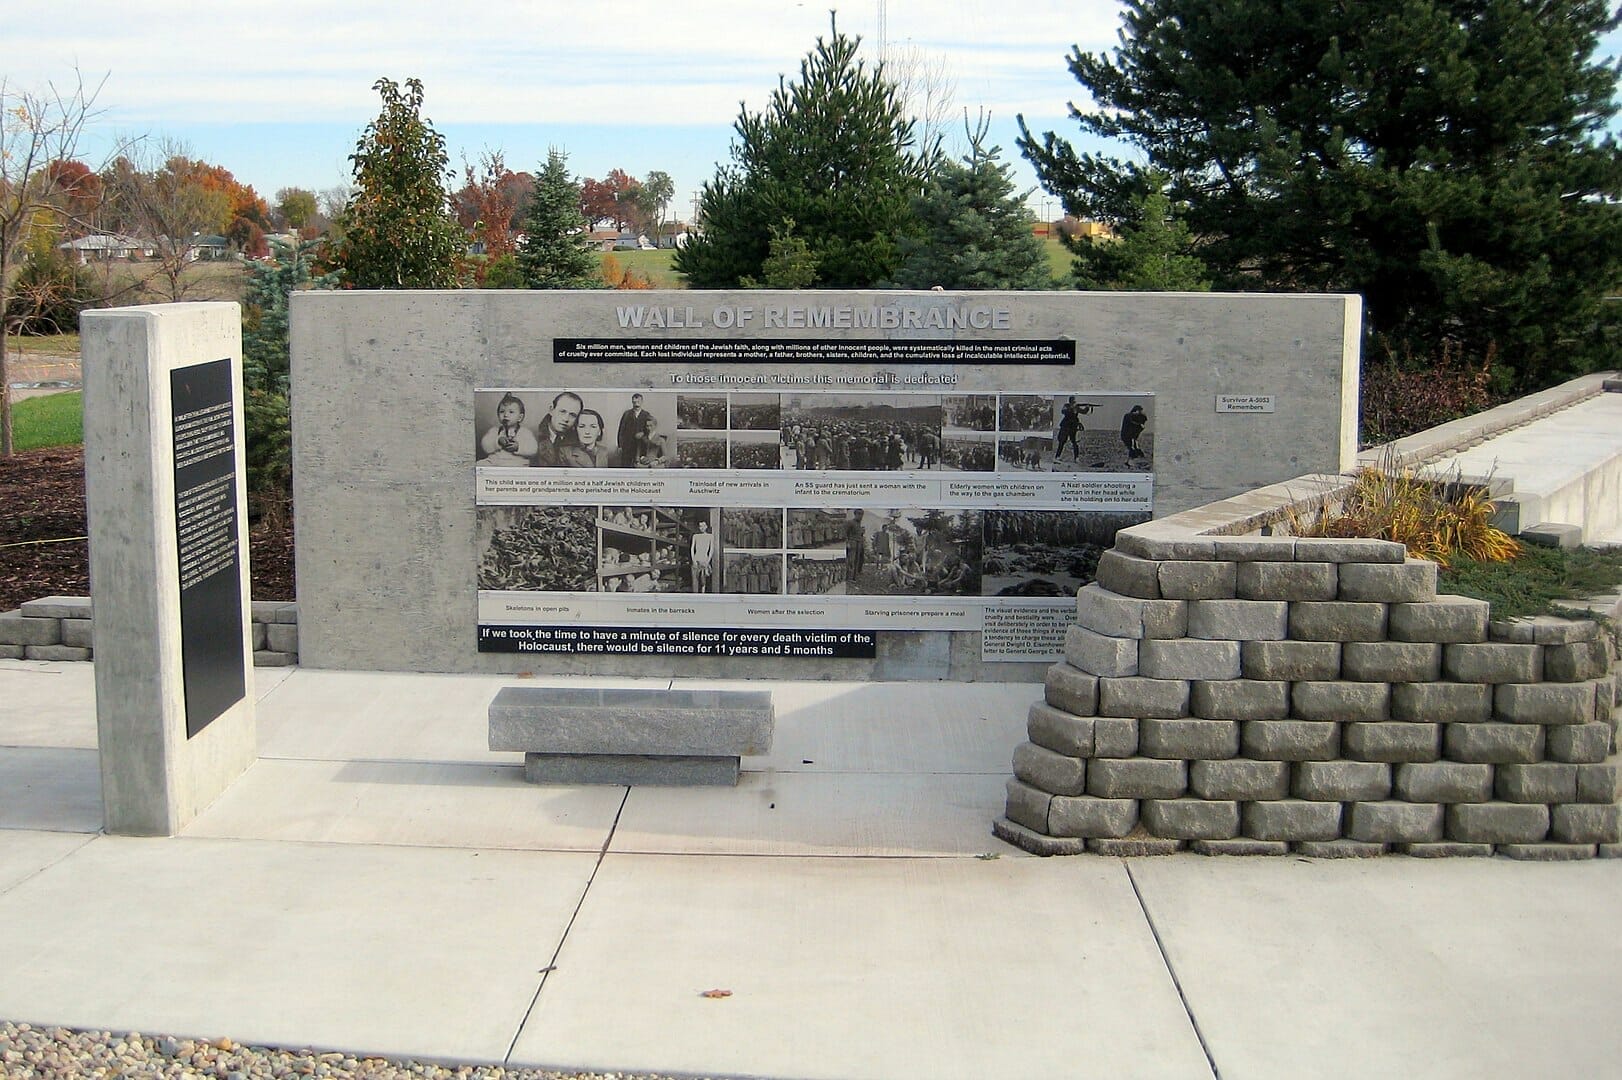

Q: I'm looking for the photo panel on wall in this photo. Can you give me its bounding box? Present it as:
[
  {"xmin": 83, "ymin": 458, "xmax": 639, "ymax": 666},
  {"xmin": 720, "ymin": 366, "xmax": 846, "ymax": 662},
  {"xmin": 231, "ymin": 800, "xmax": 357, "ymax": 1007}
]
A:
[
  {"xmin": 843, "ymin": 507, "xmax": 982, "ymax": 597},
  {"xmin": 780, "ymin": 393, "xmax": 944, "ymax": 471}
]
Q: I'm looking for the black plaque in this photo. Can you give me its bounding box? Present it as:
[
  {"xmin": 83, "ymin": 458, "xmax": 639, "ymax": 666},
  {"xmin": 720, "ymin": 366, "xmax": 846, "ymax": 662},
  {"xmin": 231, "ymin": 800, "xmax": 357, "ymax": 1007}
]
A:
[
  {"xmin": 554, "ymin": 339, "xmax": 1076, "ymax": 366},
  {"xmin": 171, "ymin": 358, "xmax": 246, "ymax": 738}
]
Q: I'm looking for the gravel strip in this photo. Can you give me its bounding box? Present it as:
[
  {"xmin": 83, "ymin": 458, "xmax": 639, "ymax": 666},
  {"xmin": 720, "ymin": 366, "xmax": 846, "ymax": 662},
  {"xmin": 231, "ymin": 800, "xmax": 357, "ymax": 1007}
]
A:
[{"xmin": 0, "ymin": 1023, "xmax": 725, "ymax": 1080}]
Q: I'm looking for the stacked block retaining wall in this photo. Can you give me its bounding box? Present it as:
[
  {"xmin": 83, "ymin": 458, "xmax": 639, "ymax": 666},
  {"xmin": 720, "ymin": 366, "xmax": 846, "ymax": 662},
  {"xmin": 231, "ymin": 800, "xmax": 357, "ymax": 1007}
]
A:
[
  {"xmin": 996, "ymin": 535, "xmax": 1621, "ymax": 858},
  {"xmin": 0, "ymin": 597, "xmax": 299, "ymax": 667}
]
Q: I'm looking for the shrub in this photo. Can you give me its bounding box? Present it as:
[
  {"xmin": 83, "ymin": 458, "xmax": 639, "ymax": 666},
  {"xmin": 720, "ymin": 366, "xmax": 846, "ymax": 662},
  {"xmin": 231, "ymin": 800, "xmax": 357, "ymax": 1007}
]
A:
[{"xmin": 1360, "ymin": 339, "xmax": 1507, "ymax": 446}]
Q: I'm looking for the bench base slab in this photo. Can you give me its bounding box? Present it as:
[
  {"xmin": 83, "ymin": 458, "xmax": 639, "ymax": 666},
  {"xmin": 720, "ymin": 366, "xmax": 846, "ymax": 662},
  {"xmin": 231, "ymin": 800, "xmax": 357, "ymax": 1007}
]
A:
[{"xmin": 524, "ymin": 752, "xmax": 740, "ymax": 786}]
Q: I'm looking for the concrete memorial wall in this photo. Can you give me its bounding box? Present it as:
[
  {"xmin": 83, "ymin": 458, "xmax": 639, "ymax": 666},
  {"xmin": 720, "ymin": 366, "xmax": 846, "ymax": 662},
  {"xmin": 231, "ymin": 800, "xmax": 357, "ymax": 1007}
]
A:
[{"xmin": 290, "ymin": 290, "xmax": 1360, "ymax": 680}]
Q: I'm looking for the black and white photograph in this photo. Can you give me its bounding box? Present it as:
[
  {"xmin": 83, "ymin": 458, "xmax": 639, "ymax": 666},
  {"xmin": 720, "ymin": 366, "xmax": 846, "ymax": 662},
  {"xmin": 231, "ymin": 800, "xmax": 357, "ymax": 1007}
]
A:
[
  {"xmin": 980, "ymin": 509, "xmax": 1151, "ymax": 596},
  {"xmin": 781, "ymin": 393, "xmax": 943, "ymax": 471},
  {"xmin": 476, "ymin": 505, "xmax": 597, "ymax": 591},
  {"xmin": 474, "ymin": 388, "xmax": 678, "ymax": 468},
  {"xmin": 998, "ymin": 394, "xmax": 1052, "ymax": 435},
  {"xmin": 844, "ymin": 508, "xmax": 983, "ymax": 597},
  {"xmin": 943, "ymin": 394, "xmax": 997, "ymax": 431},
  {"xmin": 786, "ymin": 508, "xmax": 847, "ymax": 551},
  {"xmin": 723, "ymin": 508, "xmax": 784, "ymax": 551},
  {"xmin": 723, "ymin": 552, "xmax": 782, "ymax": 594},
  {"xmin": 940, "ymin": 431, "xmax": 997, "ymax": 472},
  {"xmin": 676, "ymin": 394, "xmax": 727, "ymax": 430},
  {"xmin": 729, "ymin": 429, "xmax": 781, "ymax": 470},
  {"xmin": 787, "ymin": 550, "xmax": 849, "ymax": 595},
  {"xmin": 995, "ymin": 394, "xmax": 1156, "ymax": 473},
  {"xmin": 675, "ymin": 433, "xmax": 727, "ymax": 469},
  {"xmin": 730, "ymin": 393, "xmax": 781, "ymax": 431}
]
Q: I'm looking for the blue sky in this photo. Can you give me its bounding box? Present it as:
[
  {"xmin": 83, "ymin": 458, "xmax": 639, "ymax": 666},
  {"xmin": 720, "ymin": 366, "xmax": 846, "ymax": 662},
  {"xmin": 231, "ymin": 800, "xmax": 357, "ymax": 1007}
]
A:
[{"xmin": 9, "ymin": 1, "xmax": 1619, "ymax": 223}]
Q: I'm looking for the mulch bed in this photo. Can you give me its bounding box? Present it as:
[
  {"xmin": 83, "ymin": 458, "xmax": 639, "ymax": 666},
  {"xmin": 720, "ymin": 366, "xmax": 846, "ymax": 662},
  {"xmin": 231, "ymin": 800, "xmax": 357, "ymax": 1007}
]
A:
[{"xmin": 0, "ymin": 446, "xmax": 294, "ymax": 613}]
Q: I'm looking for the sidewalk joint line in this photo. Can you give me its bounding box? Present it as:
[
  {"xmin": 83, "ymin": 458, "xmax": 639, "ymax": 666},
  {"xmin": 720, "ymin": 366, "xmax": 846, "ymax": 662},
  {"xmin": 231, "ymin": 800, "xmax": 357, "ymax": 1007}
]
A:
[
  {"xmin": 1126, "ymin": 861, "xmax": 1222, "ymax": 1080},
  {"xmin": 502, "ymin": 785, "xmax": 630, "ymax": 1066}
]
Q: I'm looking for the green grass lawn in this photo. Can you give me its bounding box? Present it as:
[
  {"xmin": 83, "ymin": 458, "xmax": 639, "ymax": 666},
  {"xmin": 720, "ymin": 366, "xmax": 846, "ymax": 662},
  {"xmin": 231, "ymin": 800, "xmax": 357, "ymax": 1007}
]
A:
[
  {"xmin": 1041, "ymin": 235, "xmax": 1072, "ymax": 283},
  {"xmin": 6, "ymin": 331, "xmax": 80, "ymax": 358},
  {"xmin": 1441, "ymin": 544, "xmax": 1622, "ymax": 621},
  {"xmin": 12, "ymin": 391, "xmax": 83, "ymax": 450},
  {"xmin": 598, "ymin": 248, "xmax": 683, "ymax": 288}
]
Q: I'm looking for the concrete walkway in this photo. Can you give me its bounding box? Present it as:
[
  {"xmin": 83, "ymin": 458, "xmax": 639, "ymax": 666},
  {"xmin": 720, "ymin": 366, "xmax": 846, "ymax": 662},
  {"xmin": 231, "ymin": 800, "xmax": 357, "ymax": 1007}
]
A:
[{"xmin": 3, "ymin": 661, "xmax": 1621, "ymax": 1079}]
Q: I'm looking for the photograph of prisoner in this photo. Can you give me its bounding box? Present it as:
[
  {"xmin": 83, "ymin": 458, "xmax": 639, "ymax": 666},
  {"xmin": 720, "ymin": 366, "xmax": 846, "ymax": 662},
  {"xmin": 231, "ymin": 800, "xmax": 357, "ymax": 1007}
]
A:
[
  {"xmin": 723, "ymin": 552, "xmax": 782, "ymax": 594},
  {"xmin": 473, "ymin": 389, "xmax": 678, "ymax": 468},
  {"xmin": 723, "ymin": 508, "xmax": 784, "ymax": 550},
  {"xmin": 788, "ymin": 550, "xmax": 850, "ymax": 595},
  {"xmin": 730, "ymin": 393, "xmax": 782, "ymax": 431},
  {"xmin": 676, "ymin": 434, "xmax": 727, "ymax": 469},
  {"xmin": 843, "ymin": 508, "xmax": 983, "ymax": 597},
  {"xmin": 940, "ymin": 431, "xmax": 996, "ymax": 472},
  {"xmin": 595, "ymin": 505, "xmax": 722, "ymax": 594},
  {"xmin": 676, "ymin": 394, "xmax": 727, "ymax": 430},
  {"xmin": 980, "ymin": 509, "xmax": 1152, "ymax": 597},
  {"xmin": 475, "ymin": 505, "xmax": 597, "ymax": 592},
  {"xmin": 943, "ymin": 394, "xmax": 997, "ymax": 431},
  {"xmin": 786, "ymin": 508, "xmax": 848, "ymax": 550},
  {"xmin": 729, "ymin": 429, "xmax": 782, "ymax": 469},
  {"xmin": 995, "ymin": 393, "xmax": 1155, "ymax": 473},
  {"xmin": 780, "ymin": 393, "xmax": 944, "ymax": 471}
]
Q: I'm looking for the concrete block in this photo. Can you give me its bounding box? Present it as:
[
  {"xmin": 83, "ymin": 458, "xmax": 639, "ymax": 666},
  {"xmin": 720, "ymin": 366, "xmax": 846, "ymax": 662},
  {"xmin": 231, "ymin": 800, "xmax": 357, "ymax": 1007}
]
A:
[
  {"xmin": 1341, "ymin": 641, "xmax": 1442, "ymax": 683},
  {"xmin": 1187, "ymin": 599, "xmax": 1289, "ymax": 641},
  {"xmin": 25, "ymin": 644, "xmax": 90, "ymax": 661},
  {"xmin": 1157, "ymin": 560, "xmax": 1237, "ymax": 600},
  {"xmin": 265, "ymin": 622, "xmax": 300, "ymax": 654},
  {"xmin": 1138, "ymin": 639, "xmax": 1241, "ymax": 681},
  {"xmin": 1208, "ymin": 536, "xmax": 1296, "ymax": 561},
  {"xmin": 253, "ymin": 650, "xmax": 297, "ymax": 668},
  {"xmin": 1496, "ymin": 843, "xmax": 1596, "ymax": 861},
  {"xmin": 1293, "ymin": 761, "xmax": 1392, "ymax": 801},
  {"xmin": 1388, "ymin": 595, "xmax": 1490, "ymax": 643},
  {"xmin": 1189, "ymin": 759, "xmax": 1290, "ymax": 801},
  {"xmin": 1138, "ymin": 718, "xmax": 1241, "ymax": 760},
  {"xmin": 1093, "ymin": 717, "xmax": 1140, "ymax": 758},
  {"xmin": 1191, "ymin": 838, "xmax": 1291, "ymax": 855},
  {"xmin": 1064, "ymin": 625, "xmax": 1138, "ymax": 678},
  {"xmin": 1551, "ymin": 804, "xmax": 1622, "ymax": 844},
  {"xmin": 1242, "ymin": 640, "xmax": 1341, "ymax": 681},
  {"xmin": 18, "ymin": 595, "xmax": 91, "ymax": 619},
  {"xmin": 252, "ymin": 622, "xmax": 267, "ymax": 651},
  {"xmin": 1293, "ymin": 839, "xmax": 1387, "ymax": 858},
  {"xmin": 1243, "ymin": 720, "xmax": 1341, "ymax": 761},
  {"xmin": 1087, "ymin": 758, "xmax": 1187, "ymax": 799},
  {"xmin": 1489, "ymin": 615, "xmax": 1600, "ymax": 645},
  {"xmin": 1113, "ymin": 532, "xmax": 1216, "ymax": 561},
  {"xmin": 1098, "ymin": 677, "xmax": 1191, "ymax": 719},
  {"xmin": 488, "ymin": 687, "xmax": 774, "ymax": 756},
  {"xmin": 1047, "ymin": 794, "xmax": 1138, "ymax": 839},
  {"xmin": 1289, "ymin": 602, "xmax": 1388, "ymax": 642},
  {"xmin": 1336, "ymin": 559, "xmax": 1438, "ymax": 603},
  {"xmin": 1291, "ymin": 681, "xmax": 1390, "ymax": 723},
  {"xmin": 1543, "ymin": 641, "xmax": 1611, "ymax": 683},
  {"xmin": 1446, "ymin": 802, "xmax": 1550, "ymax": 844},
  {"xmin": 1575, "ymin": 764, "xmax": 1619, "ymax": 803},
  {"xmin": 1237, "ymin": 561, "xmax": 1337, "ymax": 601},
  {"xmin": 60, "ymin": 618, "xmax": 94, "ymax": 648},
  {"xmin": 1087, "ymin": 833, "xmax": 1185, "ymax": 856},
  {"xmin": 1493, "ymin": 681, "xmax": 1595, "ymax": 725},
  {"xmin": 1444, "ymin": 723, "xmax": 1545, "ymax": 764},
  {"xmin": 1095, "ymin": 549, "xmax": 1162, "ymax": 598},
  {"xmin": 0, "ymin": 644, "xmax": 23, "ymax": 659},
  {"xmin": 1012, "ymin": 742, "xmax": 1087, "ymax": 797},
  {"xmin": 1391, "ymin": 682, "xmax": 1491, "ymax": 724},
  {"xmin": 525, "ymin": 753, "xmax": 738, "ymax": 786},
  {"xmin": 991, "ymin": 818, "xmax": 1088, "ymax": 856},
  {"xmin": 0, "ymin": 610, "xmax": 61, "ymax": 646},
  {"xmin": 1519, "ymin": 522, "xmax": 1584, "ymax": 549},
  {"xmin": 1242, "ymin": 800, "xmax": 1343, "ymax": 842},
  {"xmin": 1027, "ymin": 702, "xmax": 1094, "ymax": 758},
  {"xmin": 1343, "ymin": 722, "xmax": 1441, "ymax": 763},
  {"xmin": 1444, "ymin": 643, "xmax": 1543, "ymax": 684},
  {"xmin": 1044, "ymin": 662, "xmax": 1099, "ymax": 717},
  {"xmin": 1292, "ymin": 538, "xmax": 1407, "ymax": 564},
  {"xmin": 1190, "ymin": 679, "xmax": 1290, "ymax": 721},
  {"xmin": 1075, "ymin": 584, "xmax": 1188, "ymax": 640},
  {"xmin": 251, "ymin": 600, "xmax": 299, "ymax": 624},
  {"xmin": 1393, "ymin": 762, "xmax": 1494, "ymax": 803},
  {"xmin": 1546, "ymin": 723, "xmax": 1612, "ymax": 764},
  {"xmin": 1397, "ymin": 842, "xmax": 1495, "ymax": 857},
  {"xmin": 1494, "ymin": 763, "xmax": 1578, "ymax": 803},
  {"xmin": 1004, "ymin": 779, "xmax": 1053, "ymax": 833},
  {"xmin": 1142, "ymin": 798, "xmax": 1241, "ymax": 840},
  {"xmin": 1603, "ymin": 843, "xmax": 1622, "ymax": 859},
  {"xmin": 1346, "ymin": 802, "xmax": 1445, "ymax": 843}
]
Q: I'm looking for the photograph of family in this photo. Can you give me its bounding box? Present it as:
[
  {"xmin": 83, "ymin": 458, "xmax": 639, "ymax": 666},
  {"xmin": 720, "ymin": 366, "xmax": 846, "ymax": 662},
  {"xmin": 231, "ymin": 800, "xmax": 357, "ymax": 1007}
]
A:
[{"xmin": 474, "ymin": 389, "xmax": 679, "ymax": 468}]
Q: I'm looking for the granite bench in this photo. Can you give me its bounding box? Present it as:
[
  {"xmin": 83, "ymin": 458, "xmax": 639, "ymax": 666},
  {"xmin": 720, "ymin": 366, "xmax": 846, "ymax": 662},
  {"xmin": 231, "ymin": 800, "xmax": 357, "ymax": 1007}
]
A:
[{"xmin": 488, "ymin": 686, "xmax": 775, "ymax": 785}]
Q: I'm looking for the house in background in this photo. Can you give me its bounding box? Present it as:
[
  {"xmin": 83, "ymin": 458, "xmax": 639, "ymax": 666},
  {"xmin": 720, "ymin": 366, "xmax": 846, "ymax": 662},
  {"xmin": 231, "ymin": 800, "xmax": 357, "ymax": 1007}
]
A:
[{"xmin": 58, "ymin": 234, "xmax": 155, "ymax": 264}]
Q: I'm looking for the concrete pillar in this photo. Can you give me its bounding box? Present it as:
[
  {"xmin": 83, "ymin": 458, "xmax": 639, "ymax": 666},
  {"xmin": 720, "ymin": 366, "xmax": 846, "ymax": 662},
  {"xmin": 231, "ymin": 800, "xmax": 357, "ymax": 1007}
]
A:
[{"xmin": 81, "ymin": 303, "xmax": 257, "ymax": 835}]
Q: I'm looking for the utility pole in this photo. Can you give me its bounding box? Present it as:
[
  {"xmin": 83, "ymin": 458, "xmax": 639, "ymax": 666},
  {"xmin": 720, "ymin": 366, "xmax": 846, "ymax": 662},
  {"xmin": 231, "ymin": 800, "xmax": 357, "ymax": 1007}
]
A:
[{"xmin": 877, "ymin": 0, "xmax": 887, "ymax": 62}]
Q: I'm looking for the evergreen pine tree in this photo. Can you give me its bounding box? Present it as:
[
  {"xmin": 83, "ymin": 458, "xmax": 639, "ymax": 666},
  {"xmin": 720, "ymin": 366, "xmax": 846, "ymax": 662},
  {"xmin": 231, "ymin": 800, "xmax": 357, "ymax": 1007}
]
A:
[
  {"xmin": 1070, "ymin": 181, "xmax": 1210, "ymax": 292},
  {"xmin": 891, "ymin": 119, "xmax": 1052, "ymax": 290},
  {"xmin": 675, "ymin": 16, "xmax": 935, "ymax": 288},
  {"xmin": 242, "ymin": 237, "xmax": 340, "ymax": 394},
  {"xmin": 1020, "ymin": 0, "xmax": 1622, "ymax": 383},
  {"xmin": 518, "ymin": 149, "xmax": 600, "ymax": 289},
  {"xmin": 330, "ymin": 77, "xmax": 465, "ymax": 289}
]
